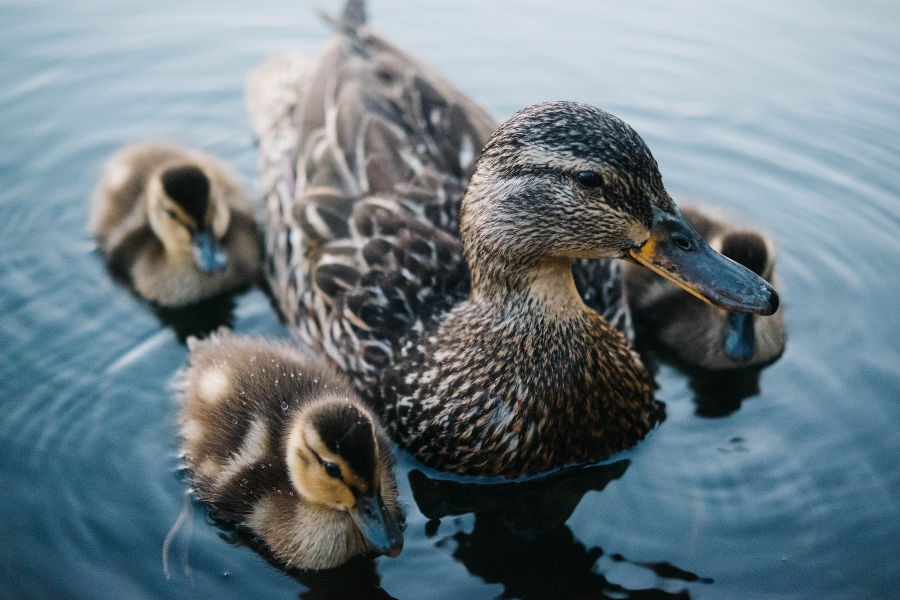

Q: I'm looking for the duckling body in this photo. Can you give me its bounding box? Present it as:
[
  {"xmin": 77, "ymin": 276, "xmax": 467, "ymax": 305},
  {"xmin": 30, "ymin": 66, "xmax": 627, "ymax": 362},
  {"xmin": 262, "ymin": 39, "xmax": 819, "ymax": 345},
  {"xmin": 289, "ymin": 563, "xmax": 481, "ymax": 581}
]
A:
[
  {"xmin": 624, "ymin": 206, "xmax": 785, "ymax": 369},
  {"xmin": 90, "ymin": 142, "xmax": 261, "ymax": 307},
  {"xmin": 178, "ymin": 331, "xmax": 403, "ymax": 569},
  {"xmin": 249, "ymin": 1, "xmax": 777, "ymax": 477}
]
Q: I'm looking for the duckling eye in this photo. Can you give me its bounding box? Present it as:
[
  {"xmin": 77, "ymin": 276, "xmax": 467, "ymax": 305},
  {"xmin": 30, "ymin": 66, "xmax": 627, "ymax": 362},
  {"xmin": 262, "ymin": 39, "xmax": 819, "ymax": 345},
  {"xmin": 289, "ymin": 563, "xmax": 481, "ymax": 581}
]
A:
[
  {"xmin": 576, "ymin": 170, "xmax": 602, "ymax": 189},
  {"xmin": 323, "ymin": 462, "xmax": 342, "ymax": 479},
  {"xmin": 165, "ymin": 209, "xmax": 178, "ymax": 219}
]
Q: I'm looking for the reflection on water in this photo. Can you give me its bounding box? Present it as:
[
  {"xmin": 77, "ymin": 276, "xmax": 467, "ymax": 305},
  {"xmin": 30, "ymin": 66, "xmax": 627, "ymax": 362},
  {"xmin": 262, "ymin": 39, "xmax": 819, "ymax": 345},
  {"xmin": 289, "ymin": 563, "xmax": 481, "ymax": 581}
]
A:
[
  {"xmin": 151, "ymin": 293, "xmax": 239, "ymax": 344},
  {"xmin": 410, "ymin": 463, "xmax": 712, "ymax": 598},
  {"xmin": 94, "ymin": 247, "xmax": 248, "ymax": 344},
  {"xmin": 411, "ymin": 461, "xmax": 630, "ymax": 538},
  {"xmin": 636, "ymin": 340, "xmax": 775, "ymax": 418},
  {"xmin": 687, "ymin": 367, "xmax": 765, "ymax": 418}
]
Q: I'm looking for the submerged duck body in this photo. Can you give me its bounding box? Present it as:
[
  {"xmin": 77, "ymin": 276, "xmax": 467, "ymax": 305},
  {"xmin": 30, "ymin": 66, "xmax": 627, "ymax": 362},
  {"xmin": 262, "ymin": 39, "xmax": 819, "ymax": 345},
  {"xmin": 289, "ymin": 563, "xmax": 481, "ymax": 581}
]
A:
[
  {"xmin": 249, "ymin": 1, "xmax": 778, "ymax": 477},
  {"xmin": 90, "ymin": 142, "xmax": 261, "ymax": 307},
  {"xmin": 625, "ymin": 206, "xmax": 786, "ymax": 369},
  {"xmin": 178, "ymin": 331, "xmax": 403, "ymax": 569}
]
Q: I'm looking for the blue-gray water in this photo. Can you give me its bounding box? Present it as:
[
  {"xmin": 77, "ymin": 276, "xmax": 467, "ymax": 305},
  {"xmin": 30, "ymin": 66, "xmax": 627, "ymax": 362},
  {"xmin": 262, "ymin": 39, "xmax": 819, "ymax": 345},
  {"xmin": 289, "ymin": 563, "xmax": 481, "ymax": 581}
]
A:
[{"xmin": 2, "ymin": 1, "xmax": 898, "ymax": 598}]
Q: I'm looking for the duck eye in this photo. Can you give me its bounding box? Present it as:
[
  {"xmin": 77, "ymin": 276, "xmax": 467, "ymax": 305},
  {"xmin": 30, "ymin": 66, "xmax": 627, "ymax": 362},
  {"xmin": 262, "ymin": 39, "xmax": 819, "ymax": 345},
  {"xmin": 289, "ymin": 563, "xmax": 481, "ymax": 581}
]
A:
[
  {"xmin": 165, "ymin": 209, "xmax": 178, "ymax": 219},
  {"xmin": 576, "ymin": 170, "xmax": 602, "ymax": 189},
  {"xmin": 323, "ymin": 462, "xmax": 342, "ymax": 479}
]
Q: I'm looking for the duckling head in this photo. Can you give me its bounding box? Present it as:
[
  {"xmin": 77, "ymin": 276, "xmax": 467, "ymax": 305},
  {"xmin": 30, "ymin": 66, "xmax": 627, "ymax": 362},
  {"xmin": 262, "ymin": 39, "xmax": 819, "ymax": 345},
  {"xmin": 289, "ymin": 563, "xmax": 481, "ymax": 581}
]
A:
[
  {"xmin": 716, "ymin": 230, "xmax": 777, "ymax": 362},
  {"xmin": 285, "ymin": 396, "xmax": 403, "ymax": 558},
  {"xmin": 460, "ymin": 101, "xmax": 778, "ymax": 315},
  {"xmin": 147, "ymin": 164, "xmax": 230, "ymax": 273}
]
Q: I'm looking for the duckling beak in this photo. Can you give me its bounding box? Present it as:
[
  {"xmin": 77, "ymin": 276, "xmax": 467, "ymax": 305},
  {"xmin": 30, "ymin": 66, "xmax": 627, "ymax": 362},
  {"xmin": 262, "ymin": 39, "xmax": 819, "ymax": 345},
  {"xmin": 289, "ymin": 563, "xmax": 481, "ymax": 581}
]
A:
[
  {"xmin": 350, "ymin": 493, "xmax": 403, "ymax": 558},
  {"xmin": 724, "ymin": 311, "xmax": 756, "ymax": 362},
  {"xmin": 191, "ymin": 229, "xmax": 228, "ymax": 274},
  {"xmin": 627, "ymin": 206, "xmax": 779, "ymax": 315}
]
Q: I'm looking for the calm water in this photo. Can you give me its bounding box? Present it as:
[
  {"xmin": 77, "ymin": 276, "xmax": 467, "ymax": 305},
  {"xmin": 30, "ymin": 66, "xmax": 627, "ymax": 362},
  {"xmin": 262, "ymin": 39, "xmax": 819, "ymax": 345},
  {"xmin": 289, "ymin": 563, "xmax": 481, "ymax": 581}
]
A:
[{"xmin": 2, "ymin": 1, "xmax": 898, "ymax": 598}]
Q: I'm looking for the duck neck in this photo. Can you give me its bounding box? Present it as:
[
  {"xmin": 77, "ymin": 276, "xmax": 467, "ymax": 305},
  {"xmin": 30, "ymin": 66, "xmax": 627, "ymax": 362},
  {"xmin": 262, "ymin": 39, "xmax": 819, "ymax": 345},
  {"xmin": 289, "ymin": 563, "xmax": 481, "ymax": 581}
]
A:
[{"xmin": 469, "ymin": 255, "xmax": 590, "ymax": 320}]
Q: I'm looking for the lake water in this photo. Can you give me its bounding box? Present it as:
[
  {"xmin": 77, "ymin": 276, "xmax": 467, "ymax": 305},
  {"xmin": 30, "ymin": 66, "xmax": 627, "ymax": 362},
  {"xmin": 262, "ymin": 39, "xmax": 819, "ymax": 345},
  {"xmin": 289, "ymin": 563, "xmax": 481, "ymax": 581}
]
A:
[{"xmin": 2, "ymin": 1, "xmax": 898, "ymax": 598}]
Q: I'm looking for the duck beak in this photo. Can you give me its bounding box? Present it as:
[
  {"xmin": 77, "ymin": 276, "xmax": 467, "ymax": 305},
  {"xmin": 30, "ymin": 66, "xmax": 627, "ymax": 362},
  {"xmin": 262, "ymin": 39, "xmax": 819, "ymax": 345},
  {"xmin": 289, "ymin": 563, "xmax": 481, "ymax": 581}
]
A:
[
  {"xmin": 724, "ymin": 311, "xmax": 756, "ymax": 362},
  {"xmin": 627, "ymin": 206, "xmax": 779, "ymax": 315},
  {"xmin": 350, "ymin": 493, "xmax": 403, "ymax": 558},
  {"xmin": 191, "ymin": 229, "xmax": 228, "ymax": 273}
]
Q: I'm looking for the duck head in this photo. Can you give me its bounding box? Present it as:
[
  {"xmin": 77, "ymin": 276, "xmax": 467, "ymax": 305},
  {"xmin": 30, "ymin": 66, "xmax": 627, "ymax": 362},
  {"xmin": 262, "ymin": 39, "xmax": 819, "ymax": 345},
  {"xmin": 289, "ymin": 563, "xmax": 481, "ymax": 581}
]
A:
[
  {"xmin": 460, "ymin": 101, "xmax": 778, "ymax": 315},
  {"xmin": 147, "ymin": 164, "xmax": 230, "ymax": 273},
  {"xmin": 285, "ymin": 397, "xmax": 403, "ymax": 558}
]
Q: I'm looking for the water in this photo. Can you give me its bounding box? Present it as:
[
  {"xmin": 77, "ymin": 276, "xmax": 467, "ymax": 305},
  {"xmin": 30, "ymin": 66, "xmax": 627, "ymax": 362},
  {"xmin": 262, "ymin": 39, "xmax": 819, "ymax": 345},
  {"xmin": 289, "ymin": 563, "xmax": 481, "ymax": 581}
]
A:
[{"xmin": 1, "ymin": 0, "xmax": 898, "ymax": 598}]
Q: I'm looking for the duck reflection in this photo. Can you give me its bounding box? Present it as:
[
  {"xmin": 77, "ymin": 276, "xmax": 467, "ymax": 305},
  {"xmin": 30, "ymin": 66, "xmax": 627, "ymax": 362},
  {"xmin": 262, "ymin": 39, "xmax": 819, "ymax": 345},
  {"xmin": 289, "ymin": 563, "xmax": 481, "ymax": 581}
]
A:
[
  {"xmin": 410, "ymin": 461, "xmax": 708, "ymax": 599},
  {"xmin": 150, "ymin": 291, "xmax": 237, "ymax": 344},
  {"xmin": 685, "ymin": 364, "xmax": 767, "ymax": 418},
  {"xmin": 212, "ymin": 515, "xmax": 397, "ymax": 600},
  {"xmin": 638, "ymin": 341, "xmax": 774, "ymax": 418},
  {"xmin": 96, "ymin": 244, "xmax": 244, "ymax": 343}
]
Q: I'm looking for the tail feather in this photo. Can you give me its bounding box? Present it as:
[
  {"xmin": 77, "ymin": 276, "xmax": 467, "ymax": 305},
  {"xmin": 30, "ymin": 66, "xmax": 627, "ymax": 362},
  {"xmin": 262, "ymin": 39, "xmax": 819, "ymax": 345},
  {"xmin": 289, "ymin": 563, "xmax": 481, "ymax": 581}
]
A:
[
  {"xmin": 319, "ymin": 0, "xmax": 367, "ymax": 36},
  {"xmin": 341, "ymin": 0, "xmax": 366, "ymax": 31}
]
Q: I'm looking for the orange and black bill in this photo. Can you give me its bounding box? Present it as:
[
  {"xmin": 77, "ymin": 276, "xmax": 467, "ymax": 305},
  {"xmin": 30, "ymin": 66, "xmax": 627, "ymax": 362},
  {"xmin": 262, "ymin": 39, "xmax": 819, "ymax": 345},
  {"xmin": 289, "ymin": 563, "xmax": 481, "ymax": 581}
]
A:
[{"xmin": 628, "ymin": 206, "xmax": 779, "ymax": 315}]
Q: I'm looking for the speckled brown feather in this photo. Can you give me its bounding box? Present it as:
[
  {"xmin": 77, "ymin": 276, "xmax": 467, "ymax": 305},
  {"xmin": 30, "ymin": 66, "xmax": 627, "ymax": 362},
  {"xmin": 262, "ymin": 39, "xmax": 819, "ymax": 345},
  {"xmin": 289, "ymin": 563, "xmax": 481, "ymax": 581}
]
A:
[{"xmin": 249, "ymin": 14, "xmax": 494, "ymax": 383}]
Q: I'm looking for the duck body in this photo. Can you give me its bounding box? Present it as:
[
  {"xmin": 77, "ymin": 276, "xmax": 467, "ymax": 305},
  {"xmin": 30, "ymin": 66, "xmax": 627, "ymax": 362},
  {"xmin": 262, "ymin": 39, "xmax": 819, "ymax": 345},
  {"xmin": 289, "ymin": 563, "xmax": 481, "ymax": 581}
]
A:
[
  {"xmin": 624, "ymin": 206, "xmax": 785, "ymax": 369},
  {"xmin": 386, "ymin": 295, "xmax": 658, "ymax": 476},
  {"xmin": 250, "ymin": 1, "xmax": 777, "ymax": 477},
  {"xmin": 178, "ymin": 330, "xmax": 403, "ymax": 569},
  {"xmin": 90, "ymin": 142, "xmax": 261, "ymax": 307}
]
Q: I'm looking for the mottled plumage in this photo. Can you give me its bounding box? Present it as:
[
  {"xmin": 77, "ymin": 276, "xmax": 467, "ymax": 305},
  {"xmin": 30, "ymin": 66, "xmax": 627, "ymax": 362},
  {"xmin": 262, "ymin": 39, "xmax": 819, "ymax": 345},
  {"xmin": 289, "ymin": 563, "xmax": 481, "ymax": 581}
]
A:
[
  {"xmin": 248, "ymin": 1, "xmax": 777, "ymax": 477},
  {"xmin": 90, "ymin": 142, "xmax": 261, "ymax": 306},
  {"xmin": 624, "ymin": 206, "xmax": 785, "ymax": 369},
  {"xmin": 178, "ymin": 331, "xmax": 403, "ymax": 569}
]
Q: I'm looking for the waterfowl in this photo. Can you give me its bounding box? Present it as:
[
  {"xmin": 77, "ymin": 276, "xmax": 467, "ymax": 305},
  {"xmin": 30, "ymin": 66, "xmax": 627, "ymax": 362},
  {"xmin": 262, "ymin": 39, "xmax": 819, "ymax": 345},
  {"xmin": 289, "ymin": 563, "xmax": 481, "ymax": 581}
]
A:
[
  {"xmin": 248, "ymin": 0, "xmax": 778, "ymax": 477},
  {"xmin": 624, "ymin": 206, "xmax": 785, "ymax": 369},
  {"xmin": 90, "ymin": 142, "xmax": 261, "ymax": 307},
  {"xmin": 177, "ymin": 330, "xmax": 404, "ymax": 569}
]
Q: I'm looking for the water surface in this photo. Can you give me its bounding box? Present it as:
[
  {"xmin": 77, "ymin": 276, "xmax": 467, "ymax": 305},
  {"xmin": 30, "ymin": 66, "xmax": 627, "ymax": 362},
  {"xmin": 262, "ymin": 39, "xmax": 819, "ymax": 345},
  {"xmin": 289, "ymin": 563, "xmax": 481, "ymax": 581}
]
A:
[{"xmin": 2, "ymin": 1, "xmax": 898, "ymax": 598}]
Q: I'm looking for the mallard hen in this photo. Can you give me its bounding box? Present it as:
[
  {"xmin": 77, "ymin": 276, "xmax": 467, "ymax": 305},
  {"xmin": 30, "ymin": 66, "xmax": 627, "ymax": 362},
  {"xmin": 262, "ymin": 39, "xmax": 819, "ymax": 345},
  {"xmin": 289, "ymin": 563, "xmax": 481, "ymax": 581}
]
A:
[{"xmin": 247, "ymin": 0, "xmax": 777, "ymax": 477}]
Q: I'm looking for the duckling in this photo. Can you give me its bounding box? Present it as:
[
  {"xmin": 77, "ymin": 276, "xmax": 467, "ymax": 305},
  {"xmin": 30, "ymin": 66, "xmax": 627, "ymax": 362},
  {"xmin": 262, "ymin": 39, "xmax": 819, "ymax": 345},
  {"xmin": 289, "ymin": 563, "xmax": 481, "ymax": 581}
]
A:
[
  {"xmin": 90, "ymin": 142, "xmax": 261, "ymax": 307},
  {"xmin": 248, "ymin": 1, "xmax": 778, "ymax": 477},
  {"xmin": 624, "ymin": 206, "xmax": 786, "ymax": 369},
  {"xmin": 177, "ymin": 330, "xmax": 404, "ymax": 569}
]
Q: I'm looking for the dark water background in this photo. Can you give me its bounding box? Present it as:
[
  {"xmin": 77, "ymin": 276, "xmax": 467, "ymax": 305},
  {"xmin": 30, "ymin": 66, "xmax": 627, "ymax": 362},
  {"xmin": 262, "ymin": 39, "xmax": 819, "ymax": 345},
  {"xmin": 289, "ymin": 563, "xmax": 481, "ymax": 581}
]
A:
[{"xmin": 2, "ymin": 1, "xmax": 898, "ymax": 598}]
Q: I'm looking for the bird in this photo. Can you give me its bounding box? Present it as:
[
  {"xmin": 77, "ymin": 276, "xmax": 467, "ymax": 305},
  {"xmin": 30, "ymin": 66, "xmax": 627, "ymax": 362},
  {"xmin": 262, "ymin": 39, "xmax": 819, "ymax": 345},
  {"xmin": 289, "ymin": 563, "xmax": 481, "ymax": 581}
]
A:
[
  {"xmin": 89, "ymin": 142, "xmax": 261, "ymax": 307},
  {"xmin": 246, "ymin": 0, "xmax": 778, "ymax": 477},
  {"xmin": 624, "ymin": 205, "xmax": 785, "ymax": 369},
  {"xmin": 177, "ymin": 330, "xmax": 404, "ymax": 569}
]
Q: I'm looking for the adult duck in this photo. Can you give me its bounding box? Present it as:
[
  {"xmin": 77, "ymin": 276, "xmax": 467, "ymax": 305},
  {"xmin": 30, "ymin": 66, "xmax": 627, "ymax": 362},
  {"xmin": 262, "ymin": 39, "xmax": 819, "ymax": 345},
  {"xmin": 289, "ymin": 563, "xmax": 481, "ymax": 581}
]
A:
[{"xmin": 247, "ymin": 0, "xmax": 778, "ymax": 477}]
